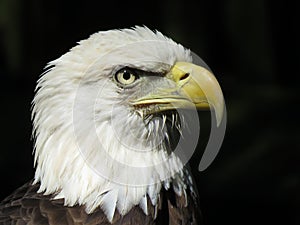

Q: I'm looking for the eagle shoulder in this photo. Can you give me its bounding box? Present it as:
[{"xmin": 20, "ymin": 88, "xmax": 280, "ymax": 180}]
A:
[{"xmin": 0, "ymin": 180, "xmax": 201, "ymax": 225}]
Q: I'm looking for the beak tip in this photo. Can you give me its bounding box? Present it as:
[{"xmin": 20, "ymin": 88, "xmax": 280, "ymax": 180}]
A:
[{"xmin": 210, "ymin": 98, "xmax": 225, "ymax": 127}]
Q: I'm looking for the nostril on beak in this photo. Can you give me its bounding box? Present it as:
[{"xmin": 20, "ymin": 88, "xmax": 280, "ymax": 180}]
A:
[{"xmin": 180, "ymin": 73, "xmax": 190, "ymax": 81}]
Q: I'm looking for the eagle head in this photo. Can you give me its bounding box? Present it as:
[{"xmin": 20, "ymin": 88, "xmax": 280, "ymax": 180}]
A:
[{"xmin": 31, "ymin": 26, "xmax": 224, "ymax": 221}]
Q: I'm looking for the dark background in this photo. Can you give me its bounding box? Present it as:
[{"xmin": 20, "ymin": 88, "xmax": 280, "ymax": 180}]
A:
[{"xmin": 0, "ymin": 0, "xmax": 299, "ymax": 224}]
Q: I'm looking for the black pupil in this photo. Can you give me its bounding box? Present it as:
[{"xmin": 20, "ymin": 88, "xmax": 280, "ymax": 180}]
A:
[{"xmin": 123, "ymin": 71, "xmax": 132, "ymax": 80}]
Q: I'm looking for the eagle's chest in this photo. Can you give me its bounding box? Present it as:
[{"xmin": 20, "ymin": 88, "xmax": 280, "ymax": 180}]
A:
[{"xmin": 0, "ymin": 179, "xmax": 201, "ymax": 225}]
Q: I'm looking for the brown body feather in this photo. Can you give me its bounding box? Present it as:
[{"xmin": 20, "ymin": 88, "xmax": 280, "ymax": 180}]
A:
[{"xmin": 0, "ymin": 181, "xmax": 201, "ymax": 225}]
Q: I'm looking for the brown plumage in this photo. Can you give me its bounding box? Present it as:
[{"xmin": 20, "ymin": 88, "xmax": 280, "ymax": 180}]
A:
[{"xmin": 0, "ymin": 181, "xmax": 201, "ymax": 224}]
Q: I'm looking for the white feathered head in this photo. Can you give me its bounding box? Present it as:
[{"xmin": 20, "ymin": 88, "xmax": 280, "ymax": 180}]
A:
[{"xmin": 32, "ymin": 26, "xmax": 224, "ymax": 221}]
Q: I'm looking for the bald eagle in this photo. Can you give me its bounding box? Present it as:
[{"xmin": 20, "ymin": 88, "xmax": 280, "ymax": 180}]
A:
[{"xmin": 0, "ymin": 27, "xmax": 224, "ymax": 225}]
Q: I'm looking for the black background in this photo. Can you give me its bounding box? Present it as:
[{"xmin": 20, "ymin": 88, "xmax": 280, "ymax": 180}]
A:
[{"xmin": 0, "ymin": 0, "xmax": 299, "ymax": 224}]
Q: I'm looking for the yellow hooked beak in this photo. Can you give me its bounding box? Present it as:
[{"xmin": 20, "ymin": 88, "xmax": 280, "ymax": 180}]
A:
[{"xmin": 132, "ymin": 62, "xmax": 225, "ymax": 126}]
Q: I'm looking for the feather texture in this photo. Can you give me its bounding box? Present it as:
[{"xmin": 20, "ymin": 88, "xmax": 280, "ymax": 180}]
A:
[{"xmin": 0, "ymin": 180, "xmax": 201, "ymax": 224}]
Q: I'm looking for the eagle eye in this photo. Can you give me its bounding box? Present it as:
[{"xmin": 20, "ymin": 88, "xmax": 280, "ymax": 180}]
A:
[{"xmin": 115, "ymin": 68, "xmax": 138, "ymax": 85}]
